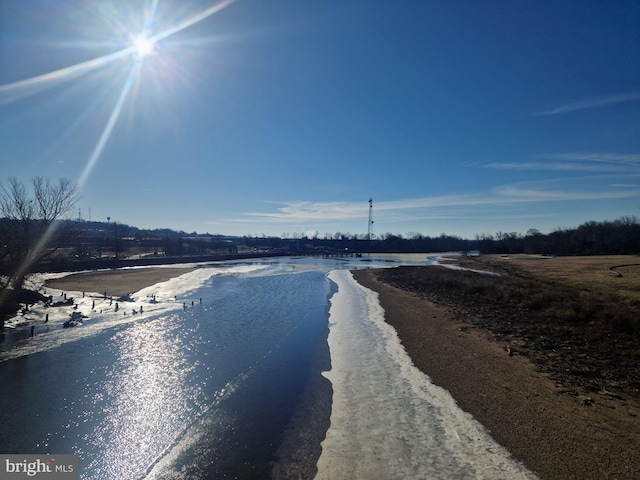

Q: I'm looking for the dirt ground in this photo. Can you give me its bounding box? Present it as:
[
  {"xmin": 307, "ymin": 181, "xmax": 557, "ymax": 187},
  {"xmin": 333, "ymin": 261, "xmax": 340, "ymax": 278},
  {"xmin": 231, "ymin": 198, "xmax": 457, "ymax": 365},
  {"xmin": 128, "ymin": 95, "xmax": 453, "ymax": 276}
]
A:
[
  {"xmin": 44, "ymin": 266, "xmax": 194, "ymax": 298},
  {"xmin": 353, "ymin": 257, "xmax": 640, "ymax": 480}
]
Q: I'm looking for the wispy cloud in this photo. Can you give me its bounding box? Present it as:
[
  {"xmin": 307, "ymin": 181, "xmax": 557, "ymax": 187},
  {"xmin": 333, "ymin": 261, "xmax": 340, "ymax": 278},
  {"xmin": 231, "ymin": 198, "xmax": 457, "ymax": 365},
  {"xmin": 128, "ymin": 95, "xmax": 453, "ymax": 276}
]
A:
[
  {"xmin": 240, "ymin": 201, "xmax": 364, "ymax": 223},
  {"xmin": 545, "ymin": 152, "xmax": 640, "ymax": 165},
  {"xmin": 492, "ymin": 185, "xmax": 638, "ymax": 201},
  {"xmin": 484, "ymin": 152, "xmax": 640, "ymax": 173},
  {"xmin": 537, "ymin": 91, "xmax": 640, "ymax": 116},
  {"xmin": 484, "ymin": 162, "xmax": 630, "ymax": 172},
  {"xmin": 234, "ymin": 183, "xmax": 640, "ymax": 225}
]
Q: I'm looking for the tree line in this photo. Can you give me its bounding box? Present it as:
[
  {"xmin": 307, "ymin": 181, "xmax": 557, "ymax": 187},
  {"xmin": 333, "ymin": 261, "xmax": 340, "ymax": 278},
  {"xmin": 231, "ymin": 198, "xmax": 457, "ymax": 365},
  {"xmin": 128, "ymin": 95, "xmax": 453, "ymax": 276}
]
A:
[
  {"xmin": 242, "ymin": 217, "xmax": 639, "ymax": 256},
  {"xmin": 474, "ymin": 216, "xmax": 640, "ymax": 255}
]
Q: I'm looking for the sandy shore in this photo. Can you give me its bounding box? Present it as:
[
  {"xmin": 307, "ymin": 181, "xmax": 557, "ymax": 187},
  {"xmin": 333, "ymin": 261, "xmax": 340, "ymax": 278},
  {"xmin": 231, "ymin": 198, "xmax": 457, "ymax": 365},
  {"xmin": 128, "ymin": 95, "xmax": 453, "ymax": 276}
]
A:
[
  {"xmin": 352, "ymin": 268, "xmax": 640, "ymax": 480},
  {"xmin": 44, "ymin": 266, "xmax": 195, "ymax": 298}
]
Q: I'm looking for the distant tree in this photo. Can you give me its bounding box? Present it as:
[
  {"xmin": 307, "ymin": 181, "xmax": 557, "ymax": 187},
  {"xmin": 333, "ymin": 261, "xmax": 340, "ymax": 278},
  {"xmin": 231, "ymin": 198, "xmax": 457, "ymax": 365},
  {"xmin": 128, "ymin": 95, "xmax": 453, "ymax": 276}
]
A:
[
  {"xmin": 378, "ymin": 233, "xmax": 404, "ymax": 252},
  {"xmin": 0, "ymin": 177, "xmax": 78, "ymax": 290},
  {"xmin": 501, "ymin": 232, "xmax": 523, "ymax": 253},
  {"xmin": 108, "ymin": 222, "xmax": 125, "ymax": 259},
  {"xmin": 523, "ymin": 228, "xmax": 546, "ymax": 254},
  {"xmin": 475, "ymin": 233, "xmax": 495, "ymax": 253}
]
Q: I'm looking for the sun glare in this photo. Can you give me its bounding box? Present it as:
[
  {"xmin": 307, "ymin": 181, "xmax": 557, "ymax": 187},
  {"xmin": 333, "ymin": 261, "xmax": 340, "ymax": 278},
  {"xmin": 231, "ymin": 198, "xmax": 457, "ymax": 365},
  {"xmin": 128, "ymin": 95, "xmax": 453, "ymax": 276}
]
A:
[{"xmin": 133, "ymin": 36, "xmax": 154, "ymax": 57}]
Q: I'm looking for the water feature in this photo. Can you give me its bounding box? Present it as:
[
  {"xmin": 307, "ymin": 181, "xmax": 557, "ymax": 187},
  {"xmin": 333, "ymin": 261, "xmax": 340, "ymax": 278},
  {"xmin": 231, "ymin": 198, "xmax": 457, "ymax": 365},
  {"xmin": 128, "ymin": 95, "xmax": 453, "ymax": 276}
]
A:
[{"xmin": 0, "ymin": 255, "xmax": 535, "ymax": 478}]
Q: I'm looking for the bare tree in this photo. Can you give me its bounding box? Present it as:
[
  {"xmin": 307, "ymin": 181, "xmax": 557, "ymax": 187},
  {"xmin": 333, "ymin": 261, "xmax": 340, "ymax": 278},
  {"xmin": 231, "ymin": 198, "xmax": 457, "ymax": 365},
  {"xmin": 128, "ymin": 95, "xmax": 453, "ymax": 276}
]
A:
[
  {"xmin": 0, "ymin": 176, "xmax": 78, "ymax": 290},
  {"xmin": 111, "ymin": 221, "xmax": 125, "ymax": 259}
]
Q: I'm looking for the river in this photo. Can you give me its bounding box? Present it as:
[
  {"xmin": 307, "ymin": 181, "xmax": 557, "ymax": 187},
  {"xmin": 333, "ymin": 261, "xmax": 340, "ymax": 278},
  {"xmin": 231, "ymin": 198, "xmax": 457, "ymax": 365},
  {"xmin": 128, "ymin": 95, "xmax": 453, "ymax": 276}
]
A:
[{"xmin": 0, "ymin": 255, "xmax": 536, "ymax": 479}]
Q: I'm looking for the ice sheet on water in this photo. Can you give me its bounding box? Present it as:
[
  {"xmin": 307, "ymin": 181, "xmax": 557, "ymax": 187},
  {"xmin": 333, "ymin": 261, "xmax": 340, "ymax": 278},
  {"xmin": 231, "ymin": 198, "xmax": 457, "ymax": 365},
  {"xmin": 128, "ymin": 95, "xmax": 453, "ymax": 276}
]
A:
[
  {"xmin": 316, "ymin": 269, "xmax": 537, "ymax": 480},
  {"xmin": 0, "ymin": 263, "xmax": 268, "ymax": 362}
]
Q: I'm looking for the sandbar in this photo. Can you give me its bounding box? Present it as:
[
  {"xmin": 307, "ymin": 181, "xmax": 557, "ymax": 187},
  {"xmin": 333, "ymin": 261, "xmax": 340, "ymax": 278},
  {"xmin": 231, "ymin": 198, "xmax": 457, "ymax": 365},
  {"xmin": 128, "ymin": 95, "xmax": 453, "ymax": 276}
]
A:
[{"xmin": 44, "ymin": 266, "xmax": 195, "ymax": 298}]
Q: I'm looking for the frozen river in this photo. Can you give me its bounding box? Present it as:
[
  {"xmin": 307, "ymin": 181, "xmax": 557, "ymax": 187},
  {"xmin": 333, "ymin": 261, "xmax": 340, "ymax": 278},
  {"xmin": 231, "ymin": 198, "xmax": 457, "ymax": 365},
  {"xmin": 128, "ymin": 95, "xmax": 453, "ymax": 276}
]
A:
[{"xmin": 0, "ymin": 255, "xmax": 536, "ymax": 479}]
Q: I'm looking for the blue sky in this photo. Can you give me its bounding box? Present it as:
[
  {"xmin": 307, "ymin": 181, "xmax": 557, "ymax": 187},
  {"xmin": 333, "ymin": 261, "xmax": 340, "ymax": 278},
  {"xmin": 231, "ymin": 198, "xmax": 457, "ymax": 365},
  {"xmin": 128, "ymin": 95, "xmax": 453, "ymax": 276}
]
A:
[{"xmin": 1, "ymin": 0, "xmax": 639, "ymax": 239}]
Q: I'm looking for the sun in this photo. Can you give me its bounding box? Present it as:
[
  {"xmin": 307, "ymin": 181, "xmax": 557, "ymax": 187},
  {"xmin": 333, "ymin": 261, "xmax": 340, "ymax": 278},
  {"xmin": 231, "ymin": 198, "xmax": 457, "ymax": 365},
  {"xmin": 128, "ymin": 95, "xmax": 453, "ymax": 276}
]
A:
[{"xmin": 133, "ymin": 35, "xmax": 154, "ymax": 57}]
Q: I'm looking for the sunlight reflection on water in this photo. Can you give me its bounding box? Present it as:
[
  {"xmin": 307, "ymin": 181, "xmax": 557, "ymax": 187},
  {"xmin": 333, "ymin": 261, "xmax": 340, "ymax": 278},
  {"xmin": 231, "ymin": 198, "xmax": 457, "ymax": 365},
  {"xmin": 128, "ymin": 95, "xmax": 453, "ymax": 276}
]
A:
[{"xmin": 85, "ymin": 315, "xmax": 204, "ymax": 478}]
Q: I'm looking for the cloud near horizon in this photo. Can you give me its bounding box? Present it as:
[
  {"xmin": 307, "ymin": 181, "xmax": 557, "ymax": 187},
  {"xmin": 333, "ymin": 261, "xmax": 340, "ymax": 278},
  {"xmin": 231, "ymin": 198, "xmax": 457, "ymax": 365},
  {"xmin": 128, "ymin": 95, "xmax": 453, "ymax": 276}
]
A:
[
  {"xmin": 484, "ymin": 152, "xmax": 640, "ymax": 173},
  {"xmin": 235, "ymin": 183, "xmax": 640, "ymax": 225}
]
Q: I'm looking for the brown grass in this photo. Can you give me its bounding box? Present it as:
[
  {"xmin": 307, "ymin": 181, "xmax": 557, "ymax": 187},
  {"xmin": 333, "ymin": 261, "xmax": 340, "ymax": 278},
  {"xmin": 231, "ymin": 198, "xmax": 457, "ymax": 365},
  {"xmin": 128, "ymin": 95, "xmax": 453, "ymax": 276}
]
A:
[
  {"xmin": 461, "ymin": 254, "xmax": 640, "ymax": 332},
  {"xmin": 377, "ymin": 257, "xmax": 640, "ymax": 399},
  {"xmin": 471, "ymin": 254, "xmax": 640, "ymax": 304}
]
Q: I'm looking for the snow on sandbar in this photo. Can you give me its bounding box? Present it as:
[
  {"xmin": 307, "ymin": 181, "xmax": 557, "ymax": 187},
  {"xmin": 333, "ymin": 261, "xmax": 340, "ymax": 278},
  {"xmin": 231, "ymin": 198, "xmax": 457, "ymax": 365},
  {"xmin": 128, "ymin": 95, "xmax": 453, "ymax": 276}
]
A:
[
  {"xmin": 1, "ymin": 263, "xmax": 268, "ymax": 362},
  {"xmin": 316, "ymin": 269, "xmax": 537, "ymax": 480}
]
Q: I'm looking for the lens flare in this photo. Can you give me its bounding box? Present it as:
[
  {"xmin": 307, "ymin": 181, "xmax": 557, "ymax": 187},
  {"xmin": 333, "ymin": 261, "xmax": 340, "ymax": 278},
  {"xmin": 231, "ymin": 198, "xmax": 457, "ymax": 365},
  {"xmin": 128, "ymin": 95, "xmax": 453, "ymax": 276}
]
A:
[
  {"xmin": 0, "ymin": 0, "xmax": 239, "ymax": 298},
  {"xmin": 133, "ymin": 36, "xmax": 154, "ymax": 57}
]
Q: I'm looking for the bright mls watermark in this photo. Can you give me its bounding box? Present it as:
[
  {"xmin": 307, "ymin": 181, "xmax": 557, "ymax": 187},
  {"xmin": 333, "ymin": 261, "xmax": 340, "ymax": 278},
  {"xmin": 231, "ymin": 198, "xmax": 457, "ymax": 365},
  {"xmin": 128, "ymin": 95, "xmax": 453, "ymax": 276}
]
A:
[{"xmin": 0, "ymin": 455, "xmax": 77, "ymax": 479}]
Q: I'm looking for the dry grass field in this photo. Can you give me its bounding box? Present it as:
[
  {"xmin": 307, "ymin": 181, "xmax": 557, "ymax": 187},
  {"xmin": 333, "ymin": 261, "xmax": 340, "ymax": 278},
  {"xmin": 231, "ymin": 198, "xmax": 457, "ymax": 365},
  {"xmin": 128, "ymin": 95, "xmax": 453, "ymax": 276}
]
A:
[{"xmin": 468, "ymin": 254, "xmax": 640, "ymax": 304}]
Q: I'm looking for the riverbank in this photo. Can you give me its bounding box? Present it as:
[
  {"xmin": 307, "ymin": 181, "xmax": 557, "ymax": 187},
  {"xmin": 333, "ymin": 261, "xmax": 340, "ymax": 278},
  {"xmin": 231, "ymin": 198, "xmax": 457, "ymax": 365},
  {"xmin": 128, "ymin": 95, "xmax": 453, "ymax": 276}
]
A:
[{"xmin": 352, "ymin": 267, "xmax": 640, "ymax": 479}]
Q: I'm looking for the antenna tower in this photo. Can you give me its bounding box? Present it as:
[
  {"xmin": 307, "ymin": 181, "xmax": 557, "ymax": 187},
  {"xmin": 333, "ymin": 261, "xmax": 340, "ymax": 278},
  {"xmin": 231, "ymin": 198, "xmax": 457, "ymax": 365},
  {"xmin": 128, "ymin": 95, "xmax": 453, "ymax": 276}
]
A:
[{"xmin": 367, "ymin": 198, "xmax": 374, "ymax": 242}]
